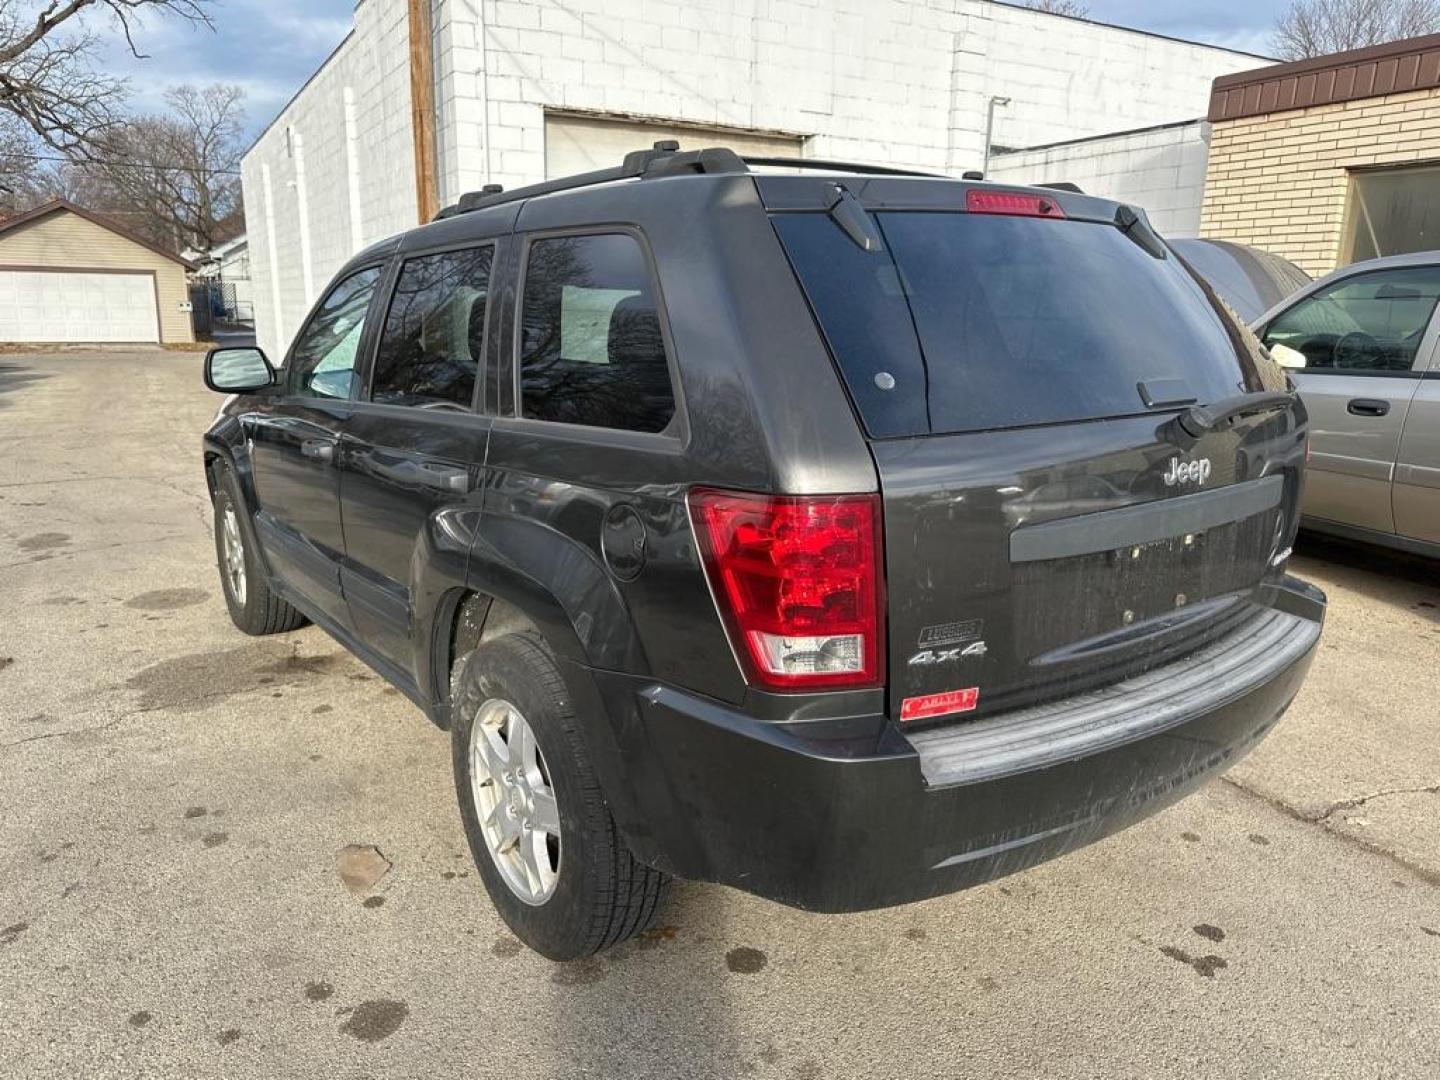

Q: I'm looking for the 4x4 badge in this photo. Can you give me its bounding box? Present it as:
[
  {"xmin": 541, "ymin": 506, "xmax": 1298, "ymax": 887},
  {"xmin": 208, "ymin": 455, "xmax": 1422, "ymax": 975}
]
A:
[{"xmin": 908, "ymin": 640, "xmax": 988, "ymax": 666}]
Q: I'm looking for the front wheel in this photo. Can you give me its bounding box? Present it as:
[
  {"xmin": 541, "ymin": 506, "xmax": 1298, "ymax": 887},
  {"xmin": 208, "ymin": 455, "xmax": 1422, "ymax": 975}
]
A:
[
  {"xmin": 450, "ymin": 633, "xmax": 667, "ymax": 959},
  {"xmin": 211, "ymin": 467, "xmax": 307, "ymax": 636}
]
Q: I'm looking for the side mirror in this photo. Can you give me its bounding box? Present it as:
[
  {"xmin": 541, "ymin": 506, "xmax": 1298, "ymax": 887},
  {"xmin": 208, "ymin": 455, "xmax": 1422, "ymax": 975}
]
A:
[
  {"xmin": 1269, "ymin": 342, "xmax": 1308, "ymax": 370},
  {"xmin": 205, "ymin": 347, "xmax": 276, "ymax": 393}
]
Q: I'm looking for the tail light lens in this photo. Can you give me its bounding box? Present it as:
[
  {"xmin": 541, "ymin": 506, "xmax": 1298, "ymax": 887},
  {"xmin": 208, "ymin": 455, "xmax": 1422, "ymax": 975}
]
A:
[{"xmin": 688, "ymin": 488, "xmax": 885, "ymax": 691}]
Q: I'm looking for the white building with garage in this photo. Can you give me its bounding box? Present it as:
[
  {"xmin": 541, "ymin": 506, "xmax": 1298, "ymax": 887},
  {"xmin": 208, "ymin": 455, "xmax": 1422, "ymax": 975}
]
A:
[{"xmin": 242, "ymin": 0, "xmax": 1266, "ymax": 360}]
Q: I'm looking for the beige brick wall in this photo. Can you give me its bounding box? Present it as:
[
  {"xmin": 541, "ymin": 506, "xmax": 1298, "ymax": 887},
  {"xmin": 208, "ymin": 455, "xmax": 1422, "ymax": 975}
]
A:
[{"xmin": 1200, "ymin": 87, "xmax": 1440, "ymax": 277}]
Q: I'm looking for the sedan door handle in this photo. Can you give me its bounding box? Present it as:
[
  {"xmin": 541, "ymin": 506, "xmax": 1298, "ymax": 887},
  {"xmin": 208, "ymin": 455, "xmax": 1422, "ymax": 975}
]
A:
[
  {"xmin": 300, "ymin": 438, "xmax": 336, "ymax": 463},
  {"xmin": 1347, "ymin": 398, "xmax": 1391, "ymax": 417}
]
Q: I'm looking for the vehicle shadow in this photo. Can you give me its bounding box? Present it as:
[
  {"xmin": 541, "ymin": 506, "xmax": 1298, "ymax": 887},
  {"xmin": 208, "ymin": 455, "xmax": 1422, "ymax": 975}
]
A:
[
  {"xmin": 1292, "ymin": 529, "xmax": 1439, "ymax": 618},
  {"xmin": 538, "ymin": 880, "xmax": 757, "ymax": 1076},
  {"xmin": 0, "ymin": 359, "xmax": 50, "ymax": 410}
]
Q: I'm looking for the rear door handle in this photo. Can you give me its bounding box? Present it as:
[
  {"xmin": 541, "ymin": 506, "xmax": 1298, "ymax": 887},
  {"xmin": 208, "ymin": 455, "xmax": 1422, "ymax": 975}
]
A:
[
  {"xmin": 420, "ymin": 463, "xmax": 470, "ymax": 493},
  {"xmin": 1347, "ymin": 398, "xmax": 1391, "ymax": 417},
  {"xmin": 300, "ymin": 438, "xmax": 336, "ymax": 463}
]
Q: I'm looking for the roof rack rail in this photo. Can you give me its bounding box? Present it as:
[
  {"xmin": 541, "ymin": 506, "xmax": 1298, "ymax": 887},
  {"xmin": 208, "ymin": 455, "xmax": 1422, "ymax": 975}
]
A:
[
  {"xmin": 433, "ymin": 144, "xmax": 949, "ymax": 221},
  {"xmin": 434, "ymin": 141, "xmax": 748, "ymax": 220},
  {"xmin": 743, "ymin": 156, "xmax": 943, "ymax": 178},
  {"xmin": 1035, "ymin": 181, "xmax": 1084, "ymax": 194}
]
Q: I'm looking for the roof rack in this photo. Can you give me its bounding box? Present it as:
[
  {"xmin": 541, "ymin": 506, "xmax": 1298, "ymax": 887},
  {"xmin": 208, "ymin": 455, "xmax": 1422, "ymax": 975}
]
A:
[
  {"xmin": 741, "ymin": 156, "xmax": 943, "ymax": 178},
  {"xmin": 434, "ymin": 142, "xmax": 949, "ymax": 220}
]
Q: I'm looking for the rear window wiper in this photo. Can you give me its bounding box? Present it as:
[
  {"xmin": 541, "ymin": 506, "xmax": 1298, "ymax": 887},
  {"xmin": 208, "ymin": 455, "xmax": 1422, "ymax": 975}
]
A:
[{"xmin": 1175, "ymin": 389, "xmax": 1297, "ymax": 438}]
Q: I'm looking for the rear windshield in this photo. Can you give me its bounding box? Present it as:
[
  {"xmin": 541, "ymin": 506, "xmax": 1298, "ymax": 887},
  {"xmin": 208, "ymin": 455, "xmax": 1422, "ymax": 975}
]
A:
[{"xmin": 774, "ymin": 210, "xmax": 1258, "ymax": 437}]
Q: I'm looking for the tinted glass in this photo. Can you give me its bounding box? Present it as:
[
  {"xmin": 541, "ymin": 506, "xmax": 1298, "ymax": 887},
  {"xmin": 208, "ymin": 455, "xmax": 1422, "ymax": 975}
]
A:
[
  {"xmin": 1262, "ymin": 267, "xmax": 1440, "ymax": 373},
  {"xmin": 776, "ymin": 211, "xmax": 1262, "ymax": 436},
  {"xmin": 518, "ymin": 234, "xmax": 675, "ymax": 433},
  {"xmin": 290, "ymin": 267, "xmax": 381, "ymax": 400},
  {"xmin": 1169, "ymin": 239, "xmax": 1310, "ymax": 324},
  {"xmin": 372, "ymin": 246, "xmax": 492, "ymax": 408},
  {"xmin": 770, "ymin": 214, "xmax": 929, "ymax": 438}
]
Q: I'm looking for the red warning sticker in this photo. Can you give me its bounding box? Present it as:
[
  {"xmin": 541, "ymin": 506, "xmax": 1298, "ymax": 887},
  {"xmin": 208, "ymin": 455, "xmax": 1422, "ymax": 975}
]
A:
[{"xmin": 900, "ymin": 687, "xmax": 980, "ymax": 723}]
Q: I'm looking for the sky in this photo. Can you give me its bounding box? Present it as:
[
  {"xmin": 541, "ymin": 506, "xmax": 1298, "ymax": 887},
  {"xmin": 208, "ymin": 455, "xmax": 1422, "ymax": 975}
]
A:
[{"xmin": 93, "ymin": 0, "xmax": 1294, "ymax": 141}]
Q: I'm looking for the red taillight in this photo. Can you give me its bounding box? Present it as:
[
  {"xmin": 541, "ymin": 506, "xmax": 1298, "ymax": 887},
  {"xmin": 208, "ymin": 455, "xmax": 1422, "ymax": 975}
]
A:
[
  {"xmin": 688, "ymin": 488, "xmax": 885, "ymax": 691},
  {"xmin": 965, "ymin": 189, "xmax": 1066, "ymax": 219}
]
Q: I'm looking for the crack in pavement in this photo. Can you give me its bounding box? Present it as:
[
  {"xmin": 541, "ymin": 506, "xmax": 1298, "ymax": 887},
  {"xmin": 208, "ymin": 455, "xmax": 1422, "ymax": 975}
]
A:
[
  {"xmin": 3, "ymin": 641, "xmax": 350, "ymax": 752},
  {"xmin": 1224, "ymin": 775, "xmax": 1440, "ymax": 888},
  {"xmin": 0, "ymin": 534, "xmax": 192, "ymax": 571},
  {"xmin": 1, "ymin": 718, "xmax": 123, "ymax": 750},
  {"xmin": 1312, "ymin": 784, "xmax": 1440, "ymax": 823}
]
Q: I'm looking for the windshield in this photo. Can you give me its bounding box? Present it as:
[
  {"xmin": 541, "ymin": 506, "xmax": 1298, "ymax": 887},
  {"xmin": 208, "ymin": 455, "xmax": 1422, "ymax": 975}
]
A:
[{"xmin": 774, "ymin": 210, "xmax": 1267, "ymax": 438}]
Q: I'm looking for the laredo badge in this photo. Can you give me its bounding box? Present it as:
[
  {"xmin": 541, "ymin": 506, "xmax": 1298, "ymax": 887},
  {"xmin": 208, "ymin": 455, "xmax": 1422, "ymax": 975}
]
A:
[{"xmin": 909, "ymin": 619, "xmax": 987, "ymax": 666}]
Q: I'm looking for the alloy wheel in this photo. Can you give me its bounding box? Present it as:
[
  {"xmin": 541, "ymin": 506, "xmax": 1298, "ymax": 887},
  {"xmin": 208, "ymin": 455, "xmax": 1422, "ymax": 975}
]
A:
[
  {"xmin": 468, "ymin": 698, "xmax": 562, "ymax": 904},
  {"xmin": 221, "ymin": 505, "xmax": 247, "ymax": 607}
]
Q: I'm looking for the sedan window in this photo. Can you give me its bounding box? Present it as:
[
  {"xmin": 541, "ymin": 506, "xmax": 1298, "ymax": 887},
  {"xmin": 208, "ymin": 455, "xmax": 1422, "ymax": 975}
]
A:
[{"xmin": 1263, "ymin": 266, "xmax": 1440, "ymax": 373}]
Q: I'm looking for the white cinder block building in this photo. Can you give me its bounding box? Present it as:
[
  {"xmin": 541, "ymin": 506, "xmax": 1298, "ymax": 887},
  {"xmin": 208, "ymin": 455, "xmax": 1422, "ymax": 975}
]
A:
[
  {"xmin": 987, "ymin": 120, "xmax": 1214, "ymax": 237},
  {"xmin": 242, "ymin": 0, "xmax": 1263, "ymax": 359}
]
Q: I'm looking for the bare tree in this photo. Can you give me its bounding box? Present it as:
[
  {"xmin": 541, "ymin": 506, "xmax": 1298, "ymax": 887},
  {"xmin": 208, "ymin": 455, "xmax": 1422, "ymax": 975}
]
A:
[
  {"xmin": 1024, "ymin": 0, "xmax": 1091, "ymax": 16},
  {"xmin": 80, "ymin": 83, "xmax": 244, "ymax": 251},
  {"xmin": 0, "ymin": 0, "xmax": 211, "ymax": 156},
  {"xmin": 1273, "ymin": 0, "xmax": 1440, "ymax": 59}
]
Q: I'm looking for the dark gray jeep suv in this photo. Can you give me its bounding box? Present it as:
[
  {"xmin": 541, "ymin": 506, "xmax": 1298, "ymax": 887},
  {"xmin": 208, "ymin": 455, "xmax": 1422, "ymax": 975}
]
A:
[{"xmin": 201, "ymin": 145, "xmax": 1326, "ymax": 960}]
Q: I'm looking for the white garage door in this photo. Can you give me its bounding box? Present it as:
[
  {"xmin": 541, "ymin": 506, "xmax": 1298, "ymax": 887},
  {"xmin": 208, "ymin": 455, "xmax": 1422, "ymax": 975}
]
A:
[
  {"xmin": 545, "ymin": 113, "xmax": 804, "ymax": 179},
  {"xmin": 0, "ymin": 270, "xmax": 160, "ymax": 344}
]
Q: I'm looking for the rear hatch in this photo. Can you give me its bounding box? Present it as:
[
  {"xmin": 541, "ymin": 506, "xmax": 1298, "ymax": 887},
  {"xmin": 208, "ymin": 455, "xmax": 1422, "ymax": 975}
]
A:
[{"xmin": 766, "ymin": 178, "xmax": 1306, "ymax": 725}]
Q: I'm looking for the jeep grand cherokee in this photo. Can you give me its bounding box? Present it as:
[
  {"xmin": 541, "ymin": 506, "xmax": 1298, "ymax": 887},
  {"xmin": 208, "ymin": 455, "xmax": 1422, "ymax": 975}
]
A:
[{"xmin": 201, "ymin": 144, "xmax": 1325, "ymax": 960}]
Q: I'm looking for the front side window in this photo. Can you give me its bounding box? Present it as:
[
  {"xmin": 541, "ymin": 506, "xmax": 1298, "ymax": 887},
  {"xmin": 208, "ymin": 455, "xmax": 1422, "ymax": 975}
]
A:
[
  {"xmin": 371, "ymin": 246, "xmax": 492, "ymax": 408},
  {"xmin": 289, "ymin": 267, "xmax": 382, "ymax": 400},
  {"xmin": 1262, "ymin": 267, "xmax": 1440, "ymax": 373},
  {"xmin": 518, "ymin": 233, "xmax": 675, "ymax": 433}
]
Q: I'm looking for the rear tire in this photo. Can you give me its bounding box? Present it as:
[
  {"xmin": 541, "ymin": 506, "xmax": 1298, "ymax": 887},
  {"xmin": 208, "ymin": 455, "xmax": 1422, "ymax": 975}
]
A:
[
  {"xmin": 211, "ymin": 466, "xmax": 307, "ymax": 636},
  {"xmin": 451, "ymin": 633, "xmax": 667, "ymax": 960}
]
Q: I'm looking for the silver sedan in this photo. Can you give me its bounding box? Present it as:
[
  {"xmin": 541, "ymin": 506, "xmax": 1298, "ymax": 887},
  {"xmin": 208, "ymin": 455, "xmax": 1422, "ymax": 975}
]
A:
[{"xmin": 1251, "ymin": 251, "xmax": 1440, "ymax": 558}]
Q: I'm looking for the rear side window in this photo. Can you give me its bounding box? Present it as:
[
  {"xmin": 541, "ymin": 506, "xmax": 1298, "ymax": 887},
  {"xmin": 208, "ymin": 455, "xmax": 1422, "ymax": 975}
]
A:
[
  {"xmin": 775, "ymin": 211, "xmax": 1257, "ymax": 437},
  {"xmin": 372, "ymin": 246, "xmax": 492, "ymax": 408},
  {"xmin": 518, "ymin": 233, "xmax": 675, "ymax": 433}
]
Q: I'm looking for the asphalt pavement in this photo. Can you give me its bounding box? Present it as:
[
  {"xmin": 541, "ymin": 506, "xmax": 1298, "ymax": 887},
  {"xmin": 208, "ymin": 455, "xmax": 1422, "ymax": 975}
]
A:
[{"xmin": 1, "ymin": 350, "xmax": 1437, "ymax": 1079}]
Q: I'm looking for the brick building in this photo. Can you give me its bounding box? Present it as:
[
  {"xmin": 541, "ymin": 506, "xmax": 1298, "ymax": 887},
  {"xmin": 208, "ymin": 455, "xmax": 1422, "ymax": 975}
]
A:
[
  {"xmin": 241, "ymin": 0, "xmax": 1262, "ymax": 360},
  {"xmin": 1200, "ymin": 34, "xmax": 1440, "ymax": 277}
]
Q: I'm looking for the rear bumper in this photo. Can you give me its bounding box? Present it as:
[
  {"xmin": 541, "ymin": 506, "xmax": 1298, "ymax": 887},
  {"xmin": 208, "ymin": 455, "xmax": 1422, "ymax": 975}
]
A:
[{"xmin": 589, "ymin": 576, "xmax": 1325, "ymax": 913}]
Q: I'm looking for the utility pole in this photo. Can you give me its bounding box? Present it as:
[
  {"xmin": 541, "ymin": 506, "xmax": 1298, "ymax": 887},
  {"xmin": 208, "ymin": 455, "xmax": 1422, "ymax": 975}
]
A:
[{"xmin": 408, "ymin": 0, "xmax": 440, "ymax": 223}]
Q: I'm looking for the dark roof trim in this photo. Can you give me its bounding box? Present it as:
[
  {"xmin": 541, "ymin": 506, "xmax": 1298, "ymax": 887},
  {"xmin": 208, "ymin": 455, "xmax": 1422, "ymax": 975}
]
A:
[
  {"xmin": 1209, "ymin": 32, "xmax": 1440, "ymax": 121},
  {"xmin": 992, "ymin": 117, "xmax": 1206, "ymax": 157},
  {"xmin": 0, "ymin": 198, "xmax": 195, "ymax": 269}
]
